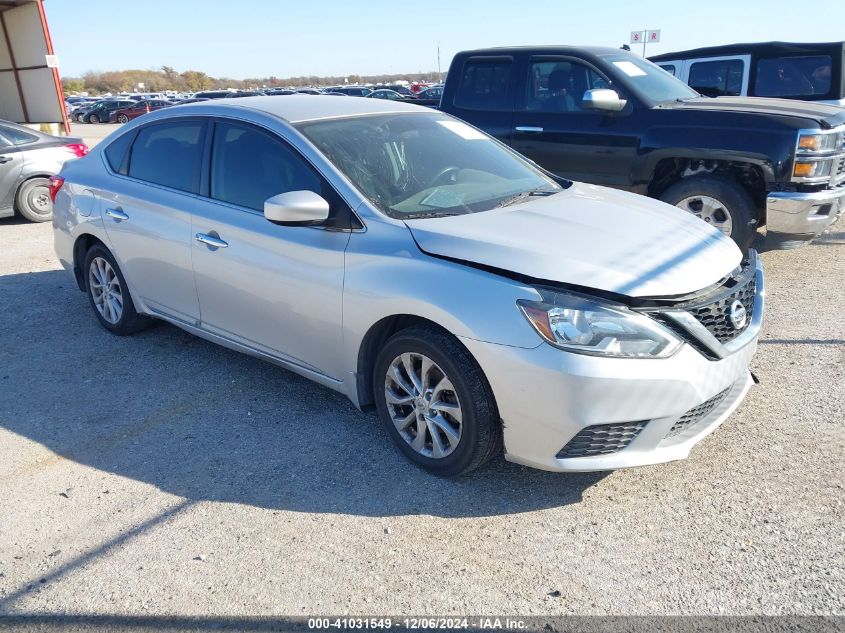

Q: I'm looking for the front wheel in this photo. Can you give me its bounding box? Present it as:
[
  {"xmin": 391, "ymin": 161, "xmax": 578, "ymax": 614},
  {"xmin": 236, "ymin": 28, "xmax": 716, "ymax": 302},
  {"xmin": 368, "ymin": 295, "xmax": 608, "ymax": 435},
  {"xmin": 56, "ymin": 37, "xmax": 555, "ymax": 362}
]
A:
[
  {"xmin": 374, "ymin": 326, "xmax": 502, "ymax": 477},
  {"xmin": 84, "ymin": 245, "xmax": 151, "ymax": 336},
  {"xmin": 660, "ymin": 174, "xmax": 756, "ymax": 251},
  {"xmin": 89, "ymin": 114, "xmax": 100, "ymax": 124}
]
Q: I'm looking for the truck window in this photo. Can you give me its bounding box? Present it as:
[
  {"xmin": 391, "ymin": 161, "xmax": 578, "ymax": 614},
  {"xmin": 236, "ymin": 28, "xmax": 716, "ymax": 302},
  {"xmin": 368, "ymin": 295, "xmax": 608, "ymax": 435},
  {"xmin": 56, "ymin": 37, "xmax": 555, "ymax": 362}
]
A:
[
  {"xmin": 523, "ymin": 60, "xmax": 611, "ymax": 112},
  {"xmin": 658, "ymin": 64, "xmax": 676, "ymax": 76},
  {"xmin": 688, "ymin": 59, "xmax": 744, "ymax": 97},
  {"xmin": 455, "ymin": 59, "xmax": 513, "ymax": 110},
  {"xmin": 754, "ymin": 56, "xmax": 831, "ymax": 98}
]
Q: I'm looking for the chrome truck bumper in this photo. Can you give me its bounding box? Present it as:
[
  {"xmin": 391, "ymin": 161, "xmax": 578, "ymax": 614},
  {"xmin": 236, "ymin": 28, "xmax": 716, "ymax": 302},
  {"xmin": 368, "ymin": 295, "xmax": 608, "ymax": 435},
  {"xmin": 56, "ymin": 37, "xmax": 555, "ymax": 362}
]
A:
[{"xmin": 766, "ymin": 185, "xmax": 845, "ymax": 249}]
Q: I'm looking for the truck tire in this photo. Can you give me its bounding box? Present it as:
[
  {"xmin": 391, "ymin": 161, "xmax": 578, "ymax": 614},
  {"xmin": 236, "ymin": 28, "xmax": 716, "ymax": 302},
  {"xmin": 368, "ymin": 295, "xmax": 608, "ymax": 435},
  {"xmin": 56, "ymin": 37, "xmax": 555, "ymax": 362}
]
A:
[{"xmin": 659, "ymin": 175, "xmax": 756, "ymax": 251}]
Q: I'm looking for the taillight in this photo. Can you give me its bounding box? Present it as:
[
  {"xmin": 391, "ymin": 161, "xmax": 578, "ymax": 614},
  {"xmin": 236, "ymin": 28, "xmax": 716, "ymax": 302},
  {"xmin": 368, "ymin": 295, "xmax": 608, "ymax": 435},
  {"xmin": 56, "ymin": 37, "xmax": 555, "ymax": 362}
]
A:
[
  {"xmin": 65, "ymin": 143, "xmax": 89, "ymax": 158},
  {"xmin": 48, "ymin": 176, "xmax": 65, "ymax": 203}
]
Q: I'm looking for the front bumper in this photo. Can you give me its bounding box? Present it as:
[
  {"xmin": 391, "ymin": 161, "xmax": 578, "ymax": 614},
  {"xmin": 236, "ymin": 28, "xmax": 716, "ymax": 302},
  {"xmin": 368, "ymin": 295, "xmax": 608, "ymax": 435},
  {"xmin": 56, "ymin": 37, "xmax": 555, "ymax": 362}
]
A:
[
  {"xmin": 766, "ymin": 185, "xmax": 844, "ymax": 247},
  {"xmin": 459, "ymin": 258, "xmax": 764, "ymax": 473}
]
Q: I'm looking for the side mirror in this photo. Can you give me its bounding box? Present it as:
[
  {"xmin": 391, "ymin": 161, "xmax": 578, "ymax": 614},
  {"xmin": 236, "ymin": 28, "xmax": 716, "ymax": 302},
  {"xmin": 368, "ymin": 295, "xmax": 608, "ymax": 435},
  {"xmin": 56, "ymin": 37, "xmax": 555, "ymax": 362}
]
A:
[
  {"xmin": 264, "ymin": 190, "xmax": 330, "ymax": 225},
  {"xmin": 582, "ymin": 89, "xmax": 627, "ymax": 113}
]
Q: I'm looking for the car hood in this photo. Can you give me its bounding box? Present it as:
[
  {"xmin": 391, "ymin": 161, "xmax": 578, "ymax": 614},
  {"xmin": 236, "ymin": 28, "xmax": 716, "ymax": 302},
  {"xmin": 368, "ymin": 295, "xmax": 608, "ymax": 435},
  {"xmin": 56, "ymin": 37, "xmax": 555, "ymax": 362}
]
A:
[
  {"xmin": 404, "ymin": 183, "xmax": 742, "ymax": 299},
  {"xmin": 666, "ymin": 96, "xmax": 845, "ymax": 129}
]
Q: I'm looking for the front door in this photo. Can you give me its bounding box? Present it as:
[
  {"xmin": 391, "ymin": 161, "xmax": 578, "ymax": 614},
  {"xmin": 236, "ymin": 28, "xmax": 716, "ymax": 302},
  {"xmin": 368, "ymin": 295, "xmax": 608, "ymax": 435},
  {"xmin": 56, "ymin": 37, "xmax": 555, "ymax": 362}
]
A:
[
  {"xmin": 0, "ymin": 129, "xmax": 23, "ymax": 213},
  {"xmin": 190, "ymin": 120, "xmax": 349, "ymax": 378},
  {"xmin": 511, "ymin": 57, "xmax": 642, "ymax": 189}
]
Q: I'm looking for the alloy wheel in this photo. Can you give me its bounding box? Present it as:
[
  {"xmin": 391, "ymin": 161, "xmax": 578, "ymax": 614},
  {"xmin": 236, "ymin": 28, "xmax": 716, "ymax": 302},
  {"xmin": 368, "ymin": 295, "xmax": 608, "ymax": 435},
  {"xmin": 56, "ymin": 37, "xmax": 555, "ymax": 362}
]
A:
[
  {"xmin": 384, "ymin": 352, "xmax": 463, "ymax": 459},
  {"xmin": 88, "ymin": 257, "xmax": 123, "ymax": 324},
  {"xmin": 675, "ymin": 195, "xmax": 733, "ymax": 236}
]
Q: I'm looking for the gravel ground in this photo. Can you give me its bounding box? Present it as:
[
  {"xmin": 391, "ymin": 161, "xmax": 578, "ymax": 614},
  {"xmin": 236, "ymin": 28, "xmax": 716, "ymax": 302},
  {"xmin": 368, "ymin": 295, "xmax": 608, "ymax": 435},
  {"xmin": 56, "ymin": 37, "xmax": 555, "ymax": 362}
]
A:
[{"xmin": 0, "ymin": 212, "xmax": 842, "ymax": 623}]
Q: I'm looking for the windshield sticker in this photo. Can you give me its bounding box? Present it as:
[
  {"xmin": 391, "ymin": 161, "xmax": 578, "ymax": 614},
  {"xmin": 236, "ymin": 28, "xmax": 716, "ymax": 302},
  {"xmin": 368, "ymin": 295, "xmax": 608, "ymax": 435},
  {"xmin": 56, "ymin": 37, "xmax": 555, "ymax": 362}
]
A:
[
  {"xmin": 420, "ymin": 189, "xmax": 464, "ymax": 208},
  {"xmin": 437, "ymin": 120, "xmax": 487, "ymax": 140},
  {"xmin": 613, "ymin": 61, "xmax": 648, "ymax": 77}
]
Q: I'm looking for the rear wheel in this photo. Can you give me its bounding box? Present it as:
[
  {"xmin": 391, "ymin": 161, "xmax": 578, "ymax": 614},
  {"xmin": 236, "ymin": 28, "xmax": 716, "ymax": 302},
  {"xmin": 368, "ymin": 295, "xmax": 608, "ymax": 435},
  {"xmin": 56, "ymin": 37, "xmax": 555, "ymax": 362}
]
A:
[
  {"xmin": 659, "ymin": 174, "xmax": 756, "ymax": 251},
  {"xmin": 373, "ymin": 326, "xmax": 502, "ymax": 477},
  {"xmin": 15, "ymin": 177, "xmax": 53, "ymax": 222},
  {"xmin": 84, "ymin": 244, "xmax": 150, "ymax": 336},
  {"xmin": 117, "ymin": 113, "xmax": 129, "ymax": 124}
]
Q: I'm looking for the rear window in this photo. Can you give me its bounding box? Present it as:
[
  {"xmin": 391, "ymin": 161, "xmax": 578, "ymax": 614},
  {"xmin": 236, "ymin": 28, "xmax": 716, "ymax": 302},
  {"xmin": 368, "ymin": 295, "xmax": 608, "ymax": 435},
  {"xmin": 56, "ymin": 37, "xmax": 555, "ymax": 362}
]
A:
[
  {"xmin": 128, "ymin": 121, "xmax": 205, "ymax": 193},
  {"xmin": 688, "ymin": 59, "xmax": 744, "ymax": 97},
  {"xmin": 754, "ymin": 55, "xmax": 832, "ymax": 98},
  {"xmin": 454, "ymin": 59, "xmax": 513, "ymax": 110}
]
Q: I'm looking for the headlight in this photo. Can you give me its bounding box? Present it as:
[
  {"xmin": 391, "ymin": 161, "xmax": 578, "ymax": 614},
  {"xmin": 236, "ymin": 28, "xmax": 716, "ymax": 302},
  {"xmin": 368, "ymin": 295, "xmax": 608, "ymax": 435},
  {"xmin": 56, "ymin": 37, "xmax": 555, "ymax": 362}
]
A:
[
  {"xmin": 797, "ymin": 133, "xmax": 839, "ymax": 153},
  {"xmin": 517, "ymin": 290, "xmax": 682, "ymax": 359},
  {"xmin": 793, "ymin": 158, "xmax": 834, "ymax": 181}
]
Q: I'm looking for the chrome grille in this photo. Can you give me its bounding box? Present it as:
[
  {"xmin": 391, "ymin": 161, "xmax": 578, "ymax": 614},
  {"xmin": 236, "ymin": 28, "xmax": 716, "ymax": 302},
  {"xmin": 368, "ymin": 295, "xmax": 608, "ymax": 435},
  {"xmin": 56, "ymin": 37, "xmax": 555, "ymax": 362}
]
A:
[
  {"xmin": 665, "ymin": 388, "xmax": 731, "ymax": 439},
  {"xmin": 556, "ymin": 421, "xmax": 647, "ymax": 459}
]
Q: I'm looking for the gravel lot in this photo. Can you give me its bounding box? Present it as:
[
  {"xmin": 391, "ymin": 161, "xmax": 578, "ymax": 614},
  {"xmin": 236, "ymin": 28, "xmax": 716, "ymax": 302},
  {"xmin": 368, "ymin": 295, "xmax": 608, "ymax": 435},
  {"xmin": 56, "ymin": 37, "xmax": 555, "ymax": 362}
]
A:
[{"xmin": 0, "ymin": 203, "xmax": 843, "ymax": 623}]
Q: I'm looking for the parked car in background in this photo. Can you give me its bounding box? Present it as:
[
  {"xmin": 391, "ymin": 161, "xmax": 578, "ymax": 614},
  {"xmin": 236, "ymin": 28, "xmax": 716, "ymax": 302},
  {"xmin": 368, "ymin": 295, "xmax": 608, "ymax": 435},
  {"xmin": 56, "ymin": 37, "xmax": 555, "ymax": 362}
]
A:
[
  {"xmin": 76, "ymin": 99, "xmax": 137, "ymax": 123},
  {"xmin": 0, "ymin": 120, "xmax": 87, "ymax": 222},
  {"xmin": 440, "ymin": 46, "xmax": 845, "ymax": 249},
  {"xmin": 331, "ymin": 86, "xmax": 373, "ymax": 97},
  {"xmin": 109, "ymin": 99, "xmax": 173, "ymax": 123},
  {"xmin": 417, "ymin": 85, "xmax": 444, "ymax": 100},
  {"xmin": 368, "ymin": 89, "xmax": 405, "ymax": 101},
  {"xmin": 266, "ymin": 89, "xmax": 296, "ymax": 96},
  {"xmin": 378, "ymin": 84, "xmax": 414, "ymax": 96},
  {"xmin": 650, "ymin": 41, "xmax": 845, "ymax": 105},
  {"xmin": 295, "ymin": 88, "xmax": 324, "ymax": 95},
  {"xmin": 173, "ymin": 97, "xmax": 211, "ymax": 104},
  {"xmin": 193, "ymin": 90, "xmax": 238, "ymax": 100}
]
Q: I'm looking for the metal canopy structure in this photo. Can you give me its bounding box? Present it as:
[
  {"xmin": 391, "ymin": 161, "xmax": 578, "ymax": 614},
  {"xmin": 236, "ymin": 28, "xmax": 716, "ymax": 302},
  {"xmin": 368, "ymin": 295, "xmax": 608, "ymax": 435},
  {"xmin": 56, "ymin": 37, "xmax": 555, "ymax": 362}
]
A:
[{"xmin": 0, "ymin": 0, "xmax": 68, "ymax": 133}]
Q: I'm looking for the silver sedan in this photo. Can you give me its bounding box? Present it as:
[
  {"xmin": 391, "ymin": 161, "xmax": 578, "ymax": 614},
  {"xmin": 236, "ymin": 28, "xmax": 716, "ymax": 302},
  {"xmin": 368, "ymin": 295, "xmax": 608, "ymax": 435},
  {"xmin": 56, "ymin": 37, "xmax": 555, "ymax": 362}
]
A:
[{"xmin": 52, "ymin": 97, "xmax": 763, "ymax": 476}]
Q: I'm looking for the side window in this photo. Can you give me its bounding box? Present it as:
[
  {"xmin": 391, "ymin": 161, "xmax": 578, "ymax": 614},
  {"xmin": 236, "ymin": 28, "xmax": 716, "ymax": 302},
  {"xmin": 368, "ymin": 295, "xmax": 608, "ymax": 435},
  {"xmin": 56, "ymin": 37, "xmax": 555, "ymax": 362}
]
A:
[
  {"xmin": 754, "ymin": 56, "xmax": 832, "ymax": 98},
  {"xmin": 210, "ymin": 122, "xmax": 321, "ymax": 212},
  {"xmin": 688, "ymin": 59, "xmax": 744, "ymax": 97},
  {"xmin": 128, "ymin": 121, "xmax": 205, "ymax": 193},
  {"xmin": 0, "ymin": 131, "xmax": 11, "ymax": 149},
  {"xmin": 658, "ymin": 64, "xmax": 676, "ymax": 76},
  {"xmin": 104, "ymin": 130, "xmax": 136, "ymax": 174},
  {"xmin": 522, "ymin": 60, "xmax": 611, "ymax": 112},
  {"xmin": 454, "ymin": 59, "xmax": 513, "ymax": 110},
  {"xmin": 0, "ymin": 125, "xmax": 38, "ymax": 145}
]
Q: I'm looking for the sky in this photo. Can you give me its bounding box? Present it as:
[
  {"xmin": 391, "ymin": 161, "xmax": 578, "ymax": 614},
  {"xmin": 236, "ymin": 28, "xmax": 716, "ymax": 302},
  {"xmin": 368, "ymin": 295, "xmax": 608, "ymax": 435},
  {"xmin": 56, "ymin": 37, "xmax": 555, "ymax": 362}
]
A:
[{"xmin": 44, "ymin": 0, "xmax": 845, "ymax": 79}]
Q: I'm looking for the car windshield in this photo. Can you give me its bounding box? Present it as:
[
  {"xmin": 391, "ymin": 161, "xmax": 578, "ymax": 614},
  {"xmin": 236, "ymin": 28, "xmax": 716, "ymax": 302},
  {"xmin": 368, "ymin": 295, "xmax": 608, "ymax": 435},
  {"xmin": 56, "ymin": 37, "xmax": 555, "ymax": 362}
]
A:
[
  {"xmin": 599, "ymin": 52, "xmax": 700, "ymax": 104},
  {"xmin": 296, "ymin": 113, "xmax": 561, "ymax": 219}
]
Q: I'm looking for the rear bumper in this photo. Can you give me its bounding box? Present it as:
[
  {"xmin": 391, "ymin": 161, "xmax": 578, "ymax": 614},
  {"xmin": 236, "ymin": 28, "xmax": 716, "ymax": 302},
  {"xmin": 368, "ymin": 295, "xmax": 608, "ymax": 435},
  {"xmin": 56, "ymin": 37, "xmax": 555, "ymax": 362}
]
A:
[{"xmin": 766, "ymin": 185, "xmax": 844, "ymax": 246}]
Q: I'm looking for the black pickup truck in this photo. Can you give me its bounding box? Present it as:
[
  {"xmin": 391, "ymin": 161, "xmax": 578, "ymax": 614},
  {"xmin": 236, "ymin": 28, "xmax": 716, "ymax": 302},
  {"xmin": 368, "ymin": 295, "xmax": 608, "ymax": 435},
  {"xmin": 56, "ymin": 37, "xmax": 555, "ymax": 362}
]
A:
[{"xmin": 439, "ymin": 46, "xmax": 845, "ymax": 249}]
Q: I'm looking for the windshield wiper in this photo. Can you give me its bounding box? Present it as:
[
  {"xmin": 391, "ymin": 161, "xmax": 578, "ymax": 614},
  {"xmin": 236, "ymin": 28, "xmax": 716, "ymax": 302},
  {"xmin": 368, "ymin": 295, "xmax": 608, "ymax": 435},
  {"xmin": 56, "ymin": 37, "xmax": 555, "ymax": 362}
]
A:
[
  {"xmin": 495, "ymin": 187, "xmax": 558, "ymax": 209},
  {"xmin": 400, "ymin": 211, "xmax": 461, "ymax": 219}
]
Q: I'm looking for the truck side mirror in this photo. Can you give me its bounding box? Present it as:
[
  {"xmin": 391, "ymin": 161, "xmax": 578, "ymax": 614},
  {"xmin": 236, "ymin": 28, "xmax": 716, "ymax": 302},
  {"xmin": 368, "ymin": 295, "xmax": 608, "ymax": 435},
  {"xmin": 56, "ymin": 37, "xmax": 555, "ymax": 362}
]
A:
[{"xmin": 582, "ymin": 89, "xmax": 627, "ymax": 112}]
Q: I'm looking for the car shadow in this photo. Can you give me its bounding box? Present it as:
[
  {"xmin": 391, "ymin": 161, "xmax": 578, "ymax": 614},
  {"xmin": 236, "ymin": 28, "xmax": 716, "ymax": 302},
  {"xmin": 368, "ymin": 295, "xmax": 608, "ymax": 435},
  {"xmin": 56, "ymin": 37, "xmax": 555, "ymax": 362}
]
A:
[{"xmin": 0, "ymin": 270, "xmax": 605, "ymax": 519}]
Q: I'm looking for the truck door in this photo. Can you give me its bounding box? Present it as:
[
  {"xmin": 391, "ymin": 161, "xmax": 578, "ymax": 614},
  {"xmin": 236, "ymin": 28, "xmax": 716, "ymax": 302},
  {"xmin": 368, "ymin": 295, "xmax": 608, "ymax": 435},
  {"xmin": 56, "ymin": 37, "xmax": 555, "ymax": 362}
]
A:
[
  {"xmin": 445, "ymin": 55, "xmax": 517, "ymax": 146},
  {"xmin": 510, "ymin": 56, "xmax": 641, "ymax": 189}
]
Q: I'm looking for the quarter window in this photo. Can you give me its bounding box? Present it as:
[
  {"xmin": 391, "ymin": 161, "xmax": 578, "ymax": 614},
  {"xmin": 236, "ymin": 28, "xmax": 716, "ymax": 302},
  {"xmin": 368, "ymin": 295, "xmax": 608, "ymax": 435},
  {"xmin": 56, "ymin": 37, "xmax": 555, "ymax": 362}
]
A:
[
  {"xmin": 688, "ymin": 59, "xmax": 744, "ymax": 97},
  {"xmin": 523, "ymin": 60, "xmax": 611, "ymax": 112},
  {"xmin": 128, "ymin": 121, "xmax": 204, "ymax": 193},
  {"xmin": 104, "ymin": 130, "xmax": 135, "ymax": 174},
  {"xmin": 455, "ymin": 59, "xmax": 513, "ymax": 110},
  {"xmin": 754, "ymin": 55, "xmax": 832, "ymax": 98},
  {"xmin": 210, "ymin": 122, "xmax": 321, "ymax": 212},
  {"xmin": 0, "ymin": 125, "xmax": 37, "ymax": 145}
]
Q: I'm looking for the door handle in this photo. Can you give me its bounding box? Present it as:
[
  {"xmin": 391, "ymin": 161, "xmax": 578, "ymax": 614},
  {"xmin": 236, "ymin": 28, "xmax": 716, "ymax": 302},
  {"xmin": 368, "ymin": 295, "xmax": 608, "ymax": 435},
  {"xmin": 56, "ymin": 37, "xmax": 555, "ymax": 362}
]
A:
[
  {"xmin": 105, "ymin": 208, "xmax": 129, "ymax": 221},
  {"xmin": 514, "ymin": 126, "xmax": 544, "ymax": 133},
  {"xmin": 0, "ymin": 156, "xmax": 12, "ymax": 163},
  {"xmin": 195, "ymin": 233, "xmax": 229, "ymax": 249}
]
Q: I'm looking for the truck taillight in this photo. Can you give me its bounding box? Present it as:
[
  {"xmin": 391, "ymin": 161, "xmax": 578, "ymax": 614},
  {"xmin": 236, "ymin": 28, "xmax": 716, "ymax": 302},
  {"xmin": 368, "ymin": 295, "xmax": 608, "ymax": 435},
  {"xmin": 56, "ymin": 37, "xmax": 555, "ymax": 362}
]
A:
[
  {"xmin": 48, "ymin": 176, "xmax": 65, "ymax": 203},
  {"xmin": 65, "ymin": 143, "xmax": 89, "ymax": 158}
]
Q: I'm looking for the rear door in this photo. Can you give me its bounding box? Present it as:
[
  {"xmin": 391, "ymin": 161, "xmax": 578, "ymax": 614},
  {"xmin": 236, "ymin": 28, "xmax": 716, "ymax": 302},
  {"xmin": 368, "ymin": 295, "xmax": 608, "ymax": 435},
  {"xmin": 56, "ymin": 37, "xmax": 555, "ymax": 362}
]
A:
[
  {"xmin": 684, "ymin": 55, "xmax": 749, "ymax": 97},
  {"xmin": 510, "ymin": 56, "xmax": 641, "ymax": 188},
  {"xmin": 446, "ymin": 55, "xmax": 517, "ymax": 145},
  {"xmin": 98, "ymin": 119, "xmax": 206, "ymax": 323},
  {"xmin": 0, "ymin": 128, "xmax": 24, "ymax": 212}
]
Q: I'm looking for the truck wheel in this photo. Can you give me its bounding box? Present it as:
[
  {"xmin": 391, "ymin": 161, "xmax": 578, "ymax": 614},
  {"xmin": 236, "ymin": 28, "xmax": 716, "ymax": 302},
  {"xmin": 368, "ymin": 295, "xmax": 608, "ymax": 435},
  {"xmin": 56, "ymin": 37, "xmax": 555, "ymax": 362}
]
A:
[{"xmin": 660, "ymin": 175, "xmax": 756, "ymax": 250}]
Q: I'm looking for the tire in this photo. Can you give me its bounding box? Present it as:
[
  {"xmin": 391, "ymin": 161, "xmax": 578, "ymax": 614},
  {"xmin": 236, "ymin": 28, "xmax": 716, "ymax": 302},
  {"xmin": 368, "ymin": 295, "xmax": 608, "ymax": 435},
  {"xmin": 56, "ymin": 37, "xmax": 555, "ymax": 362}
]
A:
[
  {"xmin": 89, "ymin": 113, "xmax": 100, "ymax": 124},
  {"xmin": 373, "ymin": 325, "xmax": 502, "ymax": 477},
  {"xmin": 76, "ymin": 113, "xmax": 85, "ymax": 123},
  {"xmin": 15, "ymin": 177, "xmax": 53, "ymax": 222},
  {"xmin": 117, "ymin": 114, "xmax": 129, "ymax": 124},
  {"xmin": 659, "ymin": 174, "xmax": 756, "ymax": 251},
  {"xmin": 83, "ymin": 244, "xmax": 151, "ymax": 336}
]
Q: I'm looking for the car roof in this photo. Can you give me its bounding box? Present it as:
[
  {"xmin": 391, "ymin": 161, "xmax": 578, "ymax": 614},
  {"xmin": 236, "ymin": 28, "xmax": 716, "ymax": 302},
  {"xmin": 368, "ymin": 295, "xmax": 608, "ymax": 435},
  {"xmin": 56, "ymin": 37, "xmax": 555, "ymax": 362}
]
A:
[
  {"xmin": 650, "ymin": 40, "xmax": 845, "ymax": 61},
  {"xmin": 168, "ymin": 94, "xmax": 427, "ymax": 123}
]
